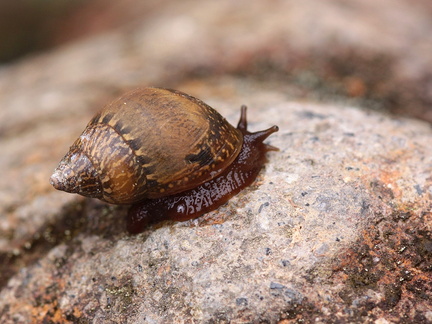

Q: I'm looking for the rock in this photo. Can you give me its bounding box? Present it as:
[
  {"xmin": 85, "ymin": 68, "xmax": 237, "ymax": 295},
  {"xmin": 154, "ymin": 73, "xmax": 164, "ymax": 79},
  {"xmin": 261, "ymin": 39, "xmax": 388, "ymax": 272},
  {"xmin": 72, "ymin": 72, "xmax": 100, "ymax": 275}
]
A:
[
  {"xmin": 1, "ymin": 94, "xmax": 431, "ymax": 323},
  {"xmin": 0, "ymin": 0, "xmax": 431, "ymax": 323}
]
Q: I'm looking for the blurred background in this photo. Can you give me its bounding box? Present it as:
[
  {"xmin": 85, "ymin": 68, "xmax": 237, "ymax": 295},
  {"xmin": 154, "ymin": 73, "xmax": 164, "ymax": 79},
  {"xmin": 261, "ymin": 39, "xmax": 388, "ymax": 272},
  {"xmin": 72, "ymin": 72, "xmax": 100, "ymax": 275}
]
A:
[
  {"xmin": 0, "ymin": 0, "xmax": 431, "ymax": 124},
  {"xmin": 0, "ymin": 0, "xmax": 134, "ymax": 63}
]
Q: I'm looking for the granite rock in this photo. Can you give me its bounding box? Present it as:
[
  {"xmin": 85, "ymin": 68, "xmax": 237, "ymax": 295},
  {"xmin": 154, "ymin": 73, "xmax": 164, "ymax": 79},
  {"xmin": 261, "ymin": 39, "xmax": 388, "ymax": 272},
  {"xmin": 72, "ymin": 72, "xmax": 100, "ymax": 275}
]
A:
[{"xmin": 1, "ymin": 94, "xmax": 431, "ymax": 322}]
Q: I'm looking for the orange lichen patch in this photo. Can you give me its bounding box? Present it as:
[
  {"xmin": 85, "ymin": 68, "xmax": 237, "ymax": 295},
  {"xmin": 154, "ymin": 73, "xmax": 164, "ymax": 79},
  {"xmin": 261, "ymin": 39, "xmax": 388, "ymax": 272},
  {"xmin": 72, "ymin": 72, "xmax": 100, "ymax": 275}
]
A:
[
  {"xmin": 30, "ymin": 298, "xmax": 72, "ymax": 323},
  {"xmin": 330, "ymin": 205, "xmax": 432, "ymax": 321},
  {"xmin": 278, "ymin": 320, "xmax": 291, "ymax": 324},
  {"xmin": 72, "ymin": 307, "xmax": 83, "ymax": 319},
  {"xmin": 357, "ymin": 148, "xmax": 423, "ymax": 204},
  {"xmin": 376, "ymin": 169, "xmax": 403, "ymax": 198}
]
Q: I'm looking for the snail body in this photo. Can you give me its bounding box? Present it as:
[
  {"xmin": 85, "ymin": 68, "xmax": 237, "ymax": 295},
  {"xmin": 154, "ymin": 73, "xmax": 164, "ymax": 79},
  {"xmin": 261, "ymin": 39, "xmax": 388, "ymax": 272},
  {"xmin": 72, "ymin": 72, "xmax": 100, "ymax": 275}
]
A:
[{"xmin": 50, "ymin": 87, "xmax": 278, "ymax": 234}]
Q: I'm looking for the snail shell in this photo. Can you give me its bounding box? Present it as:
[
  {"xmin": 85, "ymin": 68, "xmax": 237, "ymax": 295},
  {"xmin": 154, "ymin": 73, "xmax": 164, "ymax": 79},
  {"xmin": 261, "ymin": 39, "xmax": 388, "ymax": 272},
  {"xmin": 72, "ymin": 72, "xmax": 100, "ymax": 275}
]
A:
[{"xmin": 50, "ymin": 88, "xmax": 243, "ymax": 204}]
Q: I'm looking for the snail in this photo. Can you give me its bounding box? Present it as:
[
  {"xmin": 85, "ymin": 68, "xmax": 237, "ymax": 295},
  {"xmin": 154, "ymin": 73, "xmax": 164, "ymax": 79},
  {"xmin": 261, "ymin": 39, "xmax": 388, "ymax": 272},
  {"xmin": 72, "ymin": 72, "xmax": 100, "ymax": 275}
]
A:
[{"xmin": 50, "ymin": 87, "xmax": 278, "ymax": 234}]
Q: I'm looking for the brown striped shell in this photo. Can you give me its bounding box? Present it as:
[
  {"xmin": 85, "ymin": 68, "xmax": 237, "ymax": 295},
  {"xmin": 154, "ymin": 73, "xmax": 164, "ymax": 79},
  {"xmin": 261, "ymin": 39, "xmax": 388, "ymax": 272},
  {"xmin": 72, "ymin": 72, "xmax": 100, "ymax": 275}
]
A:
[{"xmin": 50, "ymin": 87, "xmax": 243, "ymax": 204}]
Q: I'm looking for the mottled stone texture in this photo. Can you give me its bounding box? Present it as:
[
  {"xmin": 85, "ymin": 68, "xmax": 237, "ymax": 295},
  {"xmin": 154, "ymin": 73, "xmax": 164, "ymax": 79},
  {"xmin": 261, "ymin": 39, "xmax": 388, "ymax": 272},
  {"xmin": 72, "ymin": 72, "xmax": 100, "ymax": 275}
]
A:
[{"xmin": 0, "ymin": 0, "xmax": 431, "ymax": 323}]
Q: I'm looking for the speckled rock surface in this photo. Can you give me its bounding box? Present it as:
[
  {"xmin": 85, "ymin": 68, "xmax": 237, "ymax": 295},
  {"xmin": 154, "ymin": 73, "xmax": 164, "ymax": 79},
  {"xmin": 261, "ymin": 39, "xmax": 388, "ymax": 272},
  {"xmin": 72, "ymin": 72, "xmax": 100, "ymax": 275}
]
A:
[
  {"xmin": 2, "ymin": 97, "xmax": 431, "ymax": 323},
  {"xmin": 0, "ymin": 0, "xmax": 431, "ymax": 323}
]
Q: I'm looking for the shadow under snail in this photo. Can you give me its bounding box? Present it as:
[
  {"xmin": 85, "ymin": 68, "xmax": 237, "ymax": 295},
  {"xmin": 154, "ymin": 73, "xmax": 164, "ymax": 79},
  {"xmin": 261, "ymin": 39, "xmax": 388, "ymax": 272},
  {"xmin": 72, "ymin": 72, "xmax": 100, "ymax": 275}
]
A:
[{"xmin": 50, "ymin": 87, "xmax": 279, "ymax": 234}]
